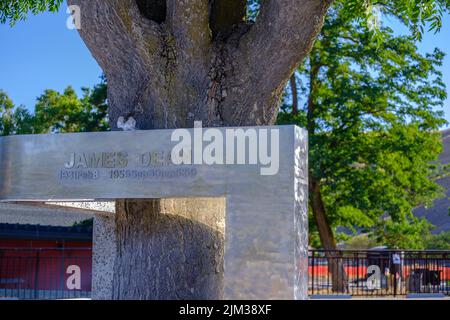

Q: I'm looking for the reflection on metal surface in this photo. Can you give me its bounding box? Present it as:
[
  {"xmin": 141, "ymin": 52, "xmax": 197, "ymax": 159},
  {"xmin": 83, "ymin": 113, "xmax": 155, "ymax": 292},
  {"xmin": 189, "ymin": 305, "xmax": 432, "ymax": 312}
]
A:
[{"xmin": 0, "ymin": 126, "xmax": 309, "ymax": 300}]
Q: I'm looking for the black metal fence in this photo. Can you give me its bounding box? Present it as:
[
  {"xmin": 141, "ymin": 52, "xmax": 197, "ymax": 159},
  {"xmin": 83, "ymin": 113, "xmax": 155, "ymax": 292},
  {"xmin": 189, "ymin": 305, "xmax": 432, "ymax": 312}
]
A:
[
  {"xmin": 0, "ymin": 248, "xmax": 92, "ymax": 300},
  {"xmin": 2, "ymin": 247, "xmax": 450, "ymax": 299},
  {"xmin": 309, "ymin": 249, "xmax": 450, "ymax": 297}
]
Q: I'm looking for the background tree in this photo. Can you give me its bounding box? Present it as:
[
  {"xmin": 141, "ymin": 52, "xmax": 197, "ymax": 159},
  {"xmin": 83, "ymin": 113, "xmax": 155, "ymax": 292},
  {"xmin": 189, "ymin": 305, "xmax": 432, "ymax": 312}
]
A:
[
  {"xmin": 2, "ymin": 0, "xmax": 450, "ymax": 299},
  {"xmin": 0, "ymin": 91, "xmax": 15, "ymax": 136},
  {"xmin": 0, "ymin": 80, "xmax": 108, "ymax": 134},
  {"xmin": 277, "ymin": 3, "xmax": 448, "ymax": 291},
  {"xmin": 278, "ymin": 3, "xmax": 447, "ymax": 256},
  {"xmin": 33, "ymin": 81, "xmax": 108, "ymax": 133},
  {"xmin": 424, "ymin": 230, "xmax": 450, "ymax": 249}
]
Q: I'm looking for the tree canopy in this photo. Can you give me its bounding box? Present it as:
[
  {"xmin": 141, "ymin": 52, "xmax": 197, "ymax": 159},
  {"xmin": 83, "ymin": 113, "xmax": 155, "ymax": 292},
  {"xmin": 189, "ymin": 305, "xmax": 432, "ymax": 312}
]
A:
[{"xmin": 0, "ymin": 0, "xmax": 63, "ymax": 25}]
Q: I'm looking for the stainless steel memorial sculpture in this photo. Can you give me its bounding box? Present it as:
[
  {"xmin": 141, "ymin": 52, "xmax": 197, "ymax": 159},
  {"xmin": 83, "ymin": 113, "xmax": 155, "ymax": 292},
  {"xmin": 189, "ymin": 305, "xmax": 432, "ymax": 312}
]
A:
[{"xmin": 0, "ymin": 125, "xmax": 308, "ymax": 300}]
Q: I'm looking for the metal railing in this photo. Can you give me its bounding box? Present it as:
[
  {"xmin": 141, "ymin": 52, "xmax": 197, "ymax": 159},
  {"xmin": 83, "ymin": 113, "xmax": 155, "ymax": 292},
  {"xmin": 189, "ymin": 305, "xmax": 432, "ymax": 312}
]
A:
[
  {"xmin": 0, "ymin": 248, "xmax": 92, "ymax": 300},
  {"xmin": 309, "ymin": 249, "xmax": 450, "ymax": 297}
]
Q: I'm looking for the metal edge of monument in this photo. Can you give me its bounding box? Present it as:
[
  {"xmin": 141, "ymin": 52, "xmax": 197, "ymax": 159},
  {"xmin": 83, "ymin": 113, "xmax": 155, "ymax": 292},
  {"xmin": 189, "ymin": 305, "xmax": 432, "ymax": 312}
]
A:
[{"xmin": 0, "ymin": 125, "xmax": 309, "ymax": 300}]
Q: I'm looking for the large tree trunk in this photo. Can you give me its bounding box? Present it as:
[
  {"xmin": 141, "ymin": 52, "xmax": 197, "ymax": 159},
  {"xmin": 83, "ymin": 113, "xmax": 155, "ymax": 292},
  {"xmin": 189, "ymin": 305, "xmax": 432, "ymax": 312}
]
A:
[
  {"xmin": 69, "ymin": 0, "xmax": 331, "ymax": 299},
  {"xmin": 113, "ymin": 198, "xmax": 225, "ymax": 299}
]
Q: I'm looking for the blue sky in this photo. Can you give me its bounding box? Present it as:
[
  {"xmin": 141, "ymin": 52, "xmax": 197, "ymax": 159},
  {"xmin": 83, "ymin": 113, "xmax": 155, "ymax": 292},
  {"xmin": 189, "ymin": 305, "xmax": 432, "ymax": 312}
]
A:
[
  {"xmin": 0, "ymin": 6, "xmax": 449, "ymax": 128},
  {"xmin": 0, "ymin": 8, "xmax": 102, "ymax": 108}
]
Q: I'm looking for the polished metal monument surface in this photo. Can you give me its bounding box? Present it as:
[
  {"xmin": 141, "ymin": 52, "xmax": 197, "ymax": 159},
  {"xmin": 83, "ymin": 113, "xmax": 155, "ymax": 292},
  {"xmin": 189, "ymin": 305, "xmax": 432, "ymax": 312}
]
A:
[{"xmin": 0, "ymin": 125, "xmax": 308, "ymax": 300}]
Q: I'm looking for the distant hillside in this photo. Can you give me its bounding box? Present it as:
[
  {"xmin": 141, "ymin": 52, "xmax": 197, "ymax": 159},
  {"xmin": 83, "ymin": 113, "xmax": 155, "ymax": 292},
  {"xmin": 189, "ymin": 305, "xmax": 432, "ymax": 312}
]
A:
[
  {"xmin": 439, "ymin": 128, "xmax": 450, "ymax": 164},
  {"xmin": 413, "ymin": 129, "xmax": 450, "ymax": 233}
]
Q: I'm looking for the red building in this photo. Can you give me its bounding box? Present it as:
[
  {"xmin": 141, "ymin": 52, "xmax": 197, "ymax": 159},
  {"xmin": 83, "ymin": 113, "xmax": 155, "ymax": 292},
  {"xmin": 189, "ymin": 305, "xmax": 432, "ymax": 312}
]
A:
[{"xmin": 0, "ymin": 223, "xmax": 92, "ymax": 299}]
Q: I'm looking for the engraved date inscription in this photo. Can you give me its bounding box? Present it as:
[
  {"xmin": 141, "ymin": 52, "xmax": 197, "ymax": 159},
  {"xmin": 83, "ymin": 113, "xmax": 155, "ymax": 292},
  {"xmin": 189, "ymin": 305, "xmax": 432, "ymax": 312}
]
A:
[
  {"xmin": 109, "ymin": 168, "xmax": 197, "ymax": 180},
  {"xmin": 60, "ymin": 170, "xmax": 99, "ymax": 181}
]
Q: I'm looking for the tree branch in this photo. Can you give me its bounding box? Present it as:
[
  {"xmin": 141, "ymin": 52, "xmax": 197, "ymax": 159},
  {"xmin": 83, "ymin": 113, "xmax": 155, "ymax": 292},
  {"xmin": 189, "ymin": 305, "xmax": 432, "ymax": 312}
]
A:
[
  {"xmin": 67, "ymin": 0, "xmax": 168, "ymax": 129},
  {"xmin": 307, "ymin": 60, "xmax": 322, "ymax": 134},
  {"xmin": 240, "ymin": 0, "xmax": 332, "ymax": 100},
  {"xmin": 166, "ymin": 0, "xmax": 211, "ymax": 59},
  {"xmin": 290, "ymin": 73, "xmax": 299, "ymax": 115},
  {"xmin": 67, "ymin": 0, "xmax": 162, "ymax": 74}
]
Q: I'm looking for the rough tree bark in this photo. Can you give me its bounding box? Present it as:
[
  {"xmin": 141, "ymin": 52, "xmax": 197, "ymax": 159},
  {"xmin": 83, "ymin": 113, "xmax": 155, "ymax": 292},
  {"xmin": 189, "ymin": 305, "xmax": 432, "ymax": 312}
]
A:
[
  {"xmin": 68, "ymin": 0, "xmax": 332, "ymax": 299},
  {"xmin": 113, "ymin": 198, "xmax": 225, "ymax": 299}
]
